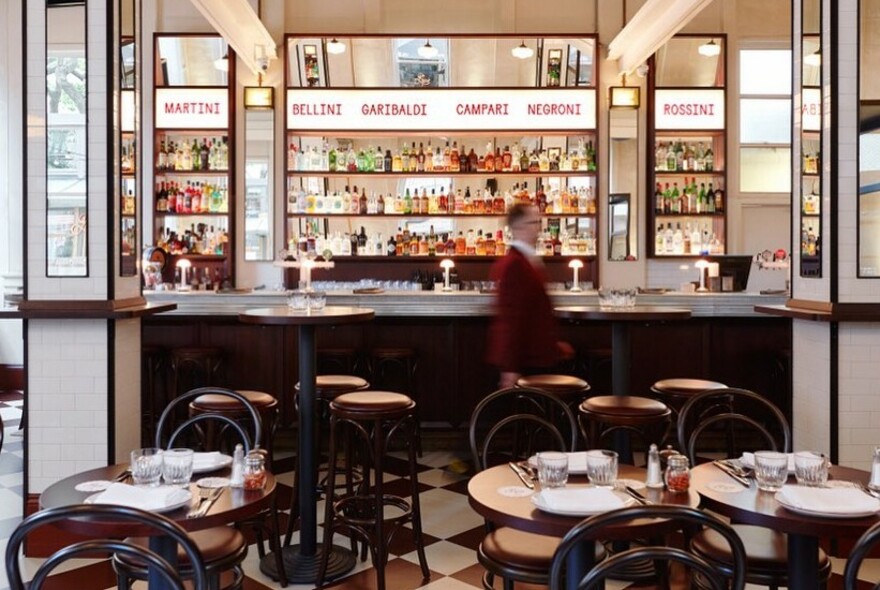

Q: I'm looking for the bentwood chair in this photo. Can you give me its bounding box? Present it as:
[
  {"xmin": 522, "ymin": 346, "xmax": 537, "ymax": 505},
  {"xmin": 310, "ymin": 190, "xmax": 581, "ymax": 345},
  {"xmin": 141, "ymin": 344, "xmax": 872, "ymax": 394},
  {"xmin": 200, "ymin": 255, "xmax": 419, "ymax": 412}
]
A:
[
  {"xmin": 549, "ymin": 505, "xmax": 747, "ymax": 590},
  {"xmin": 468, "ymin": 386, "xmax": 588, "ymax": 590},
  {"xmin": 844, "ymin": 519, "xmax": 880, "ymax": 590},
  {"xmin": 6, "ymin": 504, "xmax": 207, "ymax": 590},
  {"xmin": 677, "ymin": 388, "xmax": 831, "ymax": 589}
]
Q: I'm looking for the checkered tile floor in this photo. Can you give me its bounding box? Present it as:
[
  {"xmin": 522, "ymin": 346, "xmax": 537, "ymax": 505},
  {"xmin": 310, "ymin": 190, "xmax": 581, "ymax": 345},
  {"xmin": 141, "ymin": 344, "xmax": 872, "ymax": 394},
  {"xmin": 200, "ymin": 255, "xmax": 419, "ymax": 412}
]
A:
[{"xmin": 0, "ymin": 393, "xmax": 878, "ymax": 590}]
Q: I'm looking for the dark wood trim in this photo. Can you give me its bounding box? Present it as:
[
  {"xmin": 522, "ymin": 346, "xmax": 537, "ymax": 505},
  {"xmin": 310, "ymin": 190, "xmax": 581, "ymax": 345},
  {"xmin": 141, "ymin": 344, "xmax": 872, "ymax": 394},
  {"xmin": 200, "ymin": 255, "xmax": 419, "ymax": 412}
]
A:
[
  {"xmin": 18, "ymin": 296, "xmax": 146, "ymax": 311},
  {"xmin": 757, "ymin": 301, "xmax": 880, "ymax": 322},
  {"xmin": 829, "ymin": 0, "xmax": 837, "ymax": 296},
  {"xmin": 0, "ymin": 364, "xmax": 24, "ymax": 390},
  {"xmin": 23, "ymin": 494, "xmax": 96, "ymax": 557},
  {"xmin": 21, "ymin": 1, "xmax": 27, "ymax": 300},
  {"xmin": 755, "ymin": 304, "xmax": 831, "ymax": 321},
  {"xmin": 1, "ymin": 301, "xmax": 175, "ymax": 319},
  {"xmin": 830, "ymin": 322, "xmax": 839, "ymax": 465},
  {"xmin": 107, "ymin": 0, "xmax": 116, "ymax": 295},
  {"xmin": 787, "ymin": 298, "xmax": 833, "ymax": 312}
]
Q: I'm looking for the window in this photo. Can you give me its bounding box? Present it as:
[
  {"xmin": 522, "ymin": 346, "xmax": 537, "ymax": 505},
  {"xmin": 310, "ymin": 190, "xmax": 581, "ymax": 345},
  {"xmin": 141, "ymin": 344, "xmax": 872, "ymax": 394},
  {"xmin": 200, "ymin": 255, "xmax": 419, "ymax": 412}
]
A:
[
  {"xmin": 395, "ymin": 38, "xmax": 448, "ymax": 87},
  {"xmin": 739, "ymin": 49, "xmax": 792, "ymax": 193}
]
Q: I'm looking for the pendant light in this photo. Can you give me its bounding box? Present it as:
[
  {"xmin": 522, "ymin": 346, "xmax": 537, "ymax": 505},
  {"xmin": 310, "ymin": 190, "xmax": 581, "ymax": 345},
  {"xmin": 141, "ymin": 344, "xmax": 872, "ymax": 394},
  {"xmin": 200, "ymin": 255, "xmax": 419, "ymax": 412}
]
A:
[
  {"xmin": 804, "ymin": 49, "xmax": 821, "ymax": 67},
  {"xmin": 326, "ymin": 38, "xmax": 346, "ymax": 55},
  {"xmin": 511, "ymin": 40, "xmax": 534, "ymax": 60},
  {"xmin": 698, "ymin": 39, "xmax": 721, "ymax": 57},
  {"xmin": 214, "ymin": 52, "xmax": 229, "ymax": 71},
  {"xmin": 418, "ymin": 39, "xmax": 439, "ymax": 59}
]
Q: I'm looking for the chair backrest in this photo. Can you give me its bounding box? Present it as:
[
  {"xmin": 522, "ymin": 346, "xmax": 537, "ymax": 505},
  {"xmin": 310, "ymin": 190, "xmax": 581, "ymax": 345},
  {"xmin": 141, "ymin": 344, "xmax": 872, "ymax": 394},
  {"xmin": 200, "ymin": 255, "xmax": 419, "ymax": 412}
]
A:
[
  {"xmin": 469, "ymin": 386, "xmax": 578, "ymax": 472},
  {"xmin": 5, "ymin": 504, "xmax": 207, "ymax": 590},
  {"xmin": 155, "ymin": 387, "xmax": 261, "ymax": 453},
  {"xmin": 844, "ymin": 520, "xmax": 880, "ymax": 590},
  {"xmin": 677, "ymin": 387, "xmax": 791, "ymax": 463},
  {"xmin": 549, "ymin": 505, "xmax": 746, "ymax": 590}
]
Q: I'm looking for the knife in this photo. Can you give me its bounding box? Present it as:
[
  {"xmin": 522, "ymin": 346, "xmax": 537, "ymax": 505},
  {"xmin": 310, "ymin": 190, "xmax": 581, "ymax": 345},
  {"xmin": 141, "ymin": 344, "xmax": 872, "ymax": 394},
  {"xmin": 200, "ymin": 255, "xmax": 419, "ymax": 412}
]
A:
[
  {"xmin": 624, "ymin": 485, "xmax": 652, "ymax": 505},
  {"xmin": 712, "ymin": 460, "xmax": 751, "ymax": 487},
  {"xmin": 196, "ymin": 487, "xmax": 224, "ymax": 518},
  {"xmin": 508, "ymin": 462, "xmax": 535, "ymax": 490}
]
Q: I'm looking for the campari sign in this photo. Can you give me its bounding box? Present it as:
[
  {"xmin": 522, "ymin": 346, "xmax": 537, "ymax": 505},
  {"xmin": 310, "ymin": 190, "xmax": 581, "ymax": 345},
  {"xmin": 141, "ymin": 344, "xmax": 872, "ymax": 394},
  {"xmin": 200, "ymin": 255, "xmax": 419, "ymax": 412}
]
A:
[
  {"xmin": 286, "ymin": 88, "xmax": 597, "ymax": 132},
  {"xmin": 155, "ymin": 88, "xmax": 229, "ymax": 129},
  {"xmin": 654, "ymin": 89, "xmax": 725, "ymax": 130}
]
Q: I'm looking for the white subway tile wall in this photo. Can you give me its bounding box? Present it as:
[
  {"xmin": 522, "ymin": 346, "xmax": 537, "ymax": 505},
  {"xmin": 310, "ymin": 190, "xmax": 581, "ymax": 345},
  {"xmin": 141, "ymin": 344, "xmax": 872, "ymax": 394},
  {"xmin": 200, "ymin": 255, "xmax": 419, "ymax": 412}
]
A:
[
  {"xmin": 27, "ymin": 320, "xmax": 109, "ymax": 493},
  {"xmin": 792, "ymin": 321, "xmax": 832, "ymax": 456},
  {"xmin": 838, "ymin": 323, "xmax": 880, "ymax": 470}
]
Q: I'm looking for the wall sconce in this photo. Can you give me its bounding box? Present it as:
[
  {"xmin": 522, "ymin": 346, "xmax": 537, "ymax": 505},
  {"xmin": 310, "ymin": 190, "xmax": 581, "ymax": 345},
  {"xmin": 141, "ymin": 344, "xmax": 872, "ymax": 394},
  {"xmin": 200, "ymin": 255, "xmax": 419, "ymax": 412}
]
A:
[
  {"xmin": 440, "ymin": 258, "xmax": 455, "ymax": 292},
  {"xmin": 610, "ymin": 86, "xmax": 640, "ymax": 109},
  {"xmin": 568, "ymin": 259, "xmax": 584, "ymax": 292},
  {"xmin": 244, "ymin": 86, "xmax": 274, "ymax": 109}
]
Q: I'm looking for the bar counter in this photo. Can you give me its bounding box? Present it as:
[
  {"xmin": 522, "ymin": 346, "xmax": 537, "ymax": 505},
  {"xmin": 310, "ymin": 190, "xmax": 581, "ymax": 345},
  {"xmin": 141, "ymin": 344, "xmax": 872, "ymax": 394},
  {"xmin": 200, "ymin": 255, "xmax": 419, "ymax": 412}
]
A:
[{"xmin": 142, "ymin": 290, "xmax": 791, "ymax": 431}]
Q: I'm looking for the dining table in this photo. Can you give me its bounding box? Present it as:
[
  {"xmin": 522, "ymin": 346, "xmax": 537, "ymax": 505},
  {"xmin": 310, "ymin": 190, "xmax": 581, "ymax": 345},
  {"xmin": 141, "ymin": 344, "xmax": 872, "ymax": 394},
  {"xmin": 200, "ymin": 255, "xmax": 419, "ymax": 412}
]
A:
[
  {"xmin": 467, "ymin": 462, "xmax": 700, "ymax": 590},
  {"xmin": 39, "ymin": 463, "xmax": 276, "ymax": 590},
  {"xmin": 239, "ymin": 305, "xmax": 375, "ymax": 584},
  {"xmin": 692, "ymin": 461, "xmax": 880, "ymax": 590}
]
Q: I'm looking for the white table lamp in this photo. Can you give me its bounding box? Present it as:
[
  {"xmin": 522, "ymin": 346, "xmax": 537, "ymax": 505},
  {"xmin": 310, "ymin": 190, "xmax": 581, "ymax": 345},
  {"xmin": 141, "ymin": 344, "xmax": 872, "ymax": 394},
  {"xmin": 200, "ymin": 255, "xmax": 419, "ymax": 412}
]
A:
[
  {"xmin": 694, "ymin": 259, "xmax": 710, "ymax": 292},
  {"xmin": 568, "ymin": 259, "xmax": 584, "ymax": 292},
  {"xmin": 440, "ymin": 259, "xmax": 455, "ymax": 292},
  {"xmin": 176, "ymin": 258, "xmax": 192, "ymax": 291}
]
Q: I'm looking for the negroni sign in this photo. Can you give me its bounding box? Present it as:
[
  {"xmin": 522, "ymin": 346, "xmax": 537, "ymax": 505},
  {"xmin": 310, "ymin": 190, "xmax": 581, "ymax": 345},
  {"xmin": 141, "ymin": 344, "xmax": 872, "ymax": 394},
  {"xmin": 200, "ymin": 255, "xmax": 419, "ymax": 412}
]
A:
[
  {"xmin": 802, "ymin": 88, "xmax": 821, "ymax": 132},
  {"xmin": 155, "ymin": 88, "xmax": 228, "ymax": 129},
  {"xmin": 286, "ymin": 88, "xmax": 597, "ymax": 131},
  {"xmin": 654, "ymin": 89, "xmax": 725, "ymax": 130}
]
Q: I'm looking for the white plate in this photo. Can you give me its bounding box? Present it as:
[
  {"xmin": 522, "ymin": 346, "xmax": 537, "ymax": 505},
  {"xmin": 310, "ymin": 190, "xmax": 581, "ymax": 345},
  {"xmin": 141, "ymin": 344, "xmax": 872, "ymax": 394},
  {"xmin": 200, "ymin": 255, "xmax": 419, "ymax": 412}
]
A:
[
  {"xmin": 192, "ymin": 453, "xmax": 233, "ymax": 474},
  {"xmin": 74, "ymin": 480, "xmax": 113, "ymax": 492},
  {"xmin": 528, "ymin": 452, "xmax": 589, "ymax": 474},
  {"xmin": 85, "ymin": 488, "xmax": 193, "ymax": 514},
  {"xmin": 196, "ymin": 477, "xmax": 230, "ymax": 489},
  {"xmin": 530, "ymin": 490, "xmax": 635, "ymax": 516},
  {"xmin": 774, "ymin": 491, "xmax": 880, "ymax": 519}
]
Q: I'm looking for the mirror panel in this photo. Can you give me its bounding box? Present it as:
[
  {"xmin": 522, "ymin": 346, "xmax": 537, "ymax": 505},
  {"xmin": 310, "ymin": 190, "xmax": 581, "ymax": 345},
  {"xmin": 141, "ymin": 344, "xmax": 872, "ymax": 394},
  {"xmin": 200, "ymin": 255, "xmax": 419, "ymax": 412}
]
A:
[
  {"xmin": 801, "ymin": 0, "xmax": 821, "ymax": 277},
  {"xmin": 609, "ymin": 108, "xmax": 638, "ymax": 260},
  {"xmin": 119, "ymin": 0, "xmax": 138, "ymax": 276},
  {"xmin": 245, "ymin": 109, "xmax": 274, "ymax": 260},
  {"xmin": 859, "ymin": 0, "xmax": 880, "ymax": 275},
  {"xmin": 156, "ymin": 37, "xmax": 228, "ymax": 87},
  {"xmin": 654, "ymin": 37, "xmax": 725, "ymax": 87},
  {"xmin": 46, "ymin": 3, "xmax": 88, "ymax": 277}
]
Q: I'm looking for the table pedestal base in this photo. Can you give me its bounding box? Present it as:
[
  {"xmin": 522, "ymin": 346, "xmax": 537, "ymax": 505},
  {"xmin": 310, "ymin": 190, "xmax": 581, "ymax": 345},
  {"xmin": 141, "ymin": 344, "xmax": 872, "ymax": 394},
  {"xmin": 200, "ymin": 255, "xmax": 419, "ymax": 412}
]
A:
[{"xmin": 259, "ymin": 543, "xmax": 356, "ymax": 585}]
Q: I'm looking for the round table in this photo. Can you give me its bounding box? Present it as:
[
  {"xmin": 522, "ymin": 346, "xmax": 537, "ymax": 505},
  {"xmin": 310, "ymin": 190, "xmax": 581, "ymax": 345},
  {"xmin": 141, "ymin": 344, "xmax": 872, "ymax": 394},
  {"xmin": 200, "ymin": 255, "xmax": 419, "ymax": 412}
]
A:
[
  {"xmin": 40, "ymin": 464, "xmax": 276, "ymax": 590},
  {"xmin": 239, "ymin": 306, "xmax": 375, "ymax": 584},
  {"xmin": 468, "ymin": 464, "xmax": 700, "ymax": 590},
  {"xmin": 692, "ymin": 462, "xmax": 879, "ymax": 590}
]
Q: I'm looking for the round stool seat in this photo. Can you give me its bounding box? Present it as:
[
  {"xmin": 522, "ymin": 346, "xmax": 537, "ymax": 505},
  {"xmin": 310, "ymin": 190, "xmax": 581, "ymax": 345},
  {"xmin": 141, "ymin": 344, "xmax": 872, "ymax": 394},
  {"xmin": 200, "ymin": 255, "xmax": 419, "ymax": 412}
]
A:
[
  {"xmin": 296, "ymin": 375, "xmax": 369, "ymax": 397},
  {"xmin": 118, "ymin": 526, "xmax": 247, "ymax": 566},
  {"xmin": 331, "ymin": 391, "xmax": 414, "ymax": 414},
  {"xmin": 190, "ymin": 389, "xmax": 277, "ymax": 412},
  {"xmin": 516, "ymin": 375, "xmax": 590, "ymax": 398},
  {"xmin": 480, "ymin": 528, "xmax": 559, "ymax": 571},
  {"xmin": 581, "ymin": 395, "xmax": 668, "ymax": 417},
  {"xmin": 652, "ymin": 378, "xmax": 727, "ymax": 397}
]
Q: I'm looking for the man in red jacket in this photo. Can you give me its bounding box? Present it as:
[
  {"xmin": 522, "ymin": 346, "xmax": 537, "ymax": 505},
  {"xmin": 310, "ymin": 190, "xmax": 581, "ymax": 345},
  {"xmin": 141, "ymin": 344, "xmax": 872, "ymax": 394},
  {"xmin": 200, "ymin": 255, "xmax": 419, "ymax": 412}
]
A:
[{"xmin": 487, "ymin": 203, "xmax": 572, "ymax": 388}]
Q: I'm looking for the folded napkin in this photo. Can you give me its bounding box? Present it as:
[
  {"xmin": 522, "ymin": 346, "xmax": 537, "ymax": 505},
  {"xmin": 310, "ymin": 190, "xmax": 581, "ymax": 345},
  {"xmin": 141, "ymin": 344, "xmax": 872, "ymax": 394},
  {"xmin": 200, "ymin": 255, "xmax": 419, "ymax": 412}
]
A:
[
  {"xmin": 92, "ymin": 483, "xmax": 180, "ymax": 511},
  {"xmin": 193, "ymin": 451, "xmax": 224, "ymax": 470},
  {"xmin": 539, "ymin": 487, "xmax": 625, "ymax": 512},
  {"xmin": 741, "ymin": 452, "xmax": 796, "ymax": 472},
  {"xmin": 777, "ymin": 485, "xmax": 880, "ymax": 515}
]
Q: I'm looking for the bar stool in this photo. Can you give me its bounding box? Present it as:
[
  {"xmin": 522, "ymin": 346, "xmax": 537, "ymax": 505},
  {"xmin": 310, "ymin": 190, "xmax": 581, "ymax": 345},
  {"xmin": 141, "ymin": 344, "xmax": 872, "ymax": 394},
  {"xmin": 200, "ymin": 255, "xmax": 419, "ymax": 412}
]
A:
[
  {"xmin": 578, "ymin": 396, "xmax": 671, "ymax": 463},
  {"xmin": 317, "ymin": 347, "xmax": 363, "ymax": 377},
  {"xmin": 650, "ymin": 378, "xmax": 727, "ymax": 418},
  {"xmin": 188, "ymin": 390, "xmax": 279, "ymax": 466},
  {"xmin": 169, "ymin": 347, "xmax": 225, "ymax": 398},
  {"xmin": 284, "ymin": 374, "xmax": 370, "ymax": 546},
  {"xmin": 368, "ymin": 347, "xmax": 421, "ymax": 454},
  {"xmin": 516, "ymin": 374, "xmax": 591, "ymax": 408},
  {"xmin": 317, "ymin": 391, "xmax": 430, "ymax": 590}
]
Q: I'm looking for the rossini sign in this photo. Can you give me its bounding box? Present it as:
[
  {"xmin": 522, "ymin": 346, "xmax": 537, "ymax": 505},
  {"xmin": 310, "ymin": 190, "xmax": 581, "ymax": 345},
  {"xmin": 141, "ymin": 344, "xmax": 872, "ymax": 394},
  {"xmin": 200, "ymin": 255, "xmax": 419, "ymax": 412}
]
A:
[
  {"xmin": 155, "ymin": 88, "xmax": 229, "ymax": 129},
  {"xmin": 654, "ymin": 88, "xmax": 725, "ymax": 130},
  {"xmin": 286, "ymin": 88, "xmax": 597, "ymax": 132}
]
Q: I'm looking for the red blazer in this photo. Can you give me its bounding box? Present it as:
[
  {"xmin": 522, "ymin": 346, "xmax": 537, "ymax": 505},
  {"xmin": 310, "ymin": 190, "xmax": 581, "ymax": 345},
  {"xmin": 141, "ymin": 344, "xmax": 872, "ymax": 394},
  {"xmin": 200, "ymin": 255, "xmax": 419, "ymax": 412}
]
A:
[{"xmin": 486, "ymin": 247, "xmax": 560, "ymax": 373}]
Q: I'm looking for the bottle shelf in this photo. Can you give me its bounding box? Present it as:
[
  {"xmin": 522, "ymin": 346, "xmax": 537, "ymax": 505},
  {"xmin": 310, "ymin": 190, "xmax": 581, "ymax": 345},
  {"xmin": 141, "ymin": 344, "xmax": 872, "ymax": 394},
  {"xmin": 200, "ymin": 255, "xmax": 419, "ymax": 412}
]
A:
[
  {"xmin": 651, "ymin": 253, "xmax": 725, "ymax": 259},
  {"xmin": 286, "ymin": 170, "xmax": 597, "ymax": 178},
  {"xmin": 305, "ymin": 254, "xmax": 596, "ymax": 262},
  {"xmin": 653, "ymin": 170, "xmax": 723, "ymax": 176},
  {"xmin": 801, "ymin": 213, "xmax": 820, "ymax": 218},
  {"xmin": 155, "ymin": 211, "xmax": 229, "ymax": 217},
  {"xmin": 155, "ymin": 169, "xmax": 229, "ymax": 175},
  {"xmin": 802, "ymin": 172, "xmax": 820, "ymax": 178},
  {"xmin": 166, "ymin": 253, "xmax": 228, "ymax": 260},
  {"xmin": 654, "ymin": 212, "xmax": 724, "ymax": 217},
  {"xmin": 286, "ymin": 212, "xmax": 597, "ymax": 218}
]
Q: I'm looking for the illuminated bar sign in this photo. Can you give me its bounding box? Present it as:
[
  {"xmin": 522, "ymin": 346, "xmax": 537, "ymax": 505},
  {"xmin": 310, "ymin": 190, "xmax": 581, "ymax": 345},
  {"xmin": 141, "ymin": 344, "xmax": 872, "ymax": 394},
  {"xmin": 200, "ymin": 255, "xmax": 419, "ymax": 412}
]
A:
[
  {"xmin": 802, "ymin": 88, "xmax": 821, "ymax": 132},
  {"xmin": 654, "ymin": 89, "xmax": 725, "ymax": 130},
  {"xmin": 286, "ymin": 88, "xmax": 597, "ymax": 131},
  {"xmin": 121, "ymin": 90, "xmax": 135, "ymax": 132},
  {"xmin": 155, "ymin": 88, "xmax": 228, "ymax": 129}
]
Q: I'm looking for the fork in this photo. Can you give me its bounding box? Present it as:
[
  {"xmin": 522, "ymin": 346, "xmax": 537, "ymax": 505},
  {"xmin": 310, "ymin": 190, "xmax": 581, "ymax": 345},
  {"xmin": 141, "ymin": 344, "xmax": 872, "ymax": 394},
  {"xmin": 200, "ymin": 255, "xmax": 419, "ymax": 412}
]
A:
[
  {"xmin": 852, "ymin": 481, "xmax": 880, "ymax": 499},
  {"xmin": 187, "ymin": 487, "xmax": 221, "ymax": 518}
]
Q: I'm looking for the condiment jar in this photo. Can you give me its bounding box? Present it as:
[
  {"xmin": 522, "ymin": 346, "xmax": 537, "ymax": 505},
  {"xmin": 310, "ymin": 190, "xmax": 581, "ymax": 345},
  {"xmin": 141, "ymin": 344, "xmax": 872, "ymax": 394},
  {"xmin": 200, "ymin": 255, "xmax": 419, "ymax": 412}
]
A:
[
  {"xmin": 664, "ymin": 454, "xmax": 690, "ymax": 493},
  {"xmin": 243, "ymin": 449, "xmax": 267, "ymax": 490}
]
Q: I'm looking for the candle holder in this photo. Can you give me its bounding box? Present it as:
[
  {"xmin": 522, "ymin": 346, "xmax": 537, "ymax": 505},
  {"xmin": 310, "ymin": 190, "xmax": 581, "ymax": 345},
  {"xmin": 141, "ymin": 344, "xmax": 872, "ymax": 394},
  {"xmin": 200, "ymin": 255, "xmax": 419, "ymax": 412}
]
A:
[
  {"xmin": 568, "ymin": 259, "xmax": 584, "ymax": 292},
  {"xmin": 440, "ymin": 259, "xmax": 455, "ymax": 292}
]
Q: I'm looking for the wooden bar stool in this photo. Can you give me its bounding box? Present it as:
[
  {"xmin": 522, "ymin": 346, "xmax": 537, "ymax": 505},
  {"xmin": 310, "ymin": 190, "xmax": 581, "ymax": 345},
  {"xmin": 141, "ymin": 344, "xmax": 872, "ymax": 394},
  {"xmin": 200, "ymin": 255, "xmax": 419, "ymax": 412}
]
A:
[
  {"xmin": 368, "ymin": 347, "xmax": 421, "ymax": 454},
  {"xmin": 169, "ymin": 347, "xmax": 225, "ymax": 398},
  {"xmin": 578, "ymin": 395, "xmax": 671, "ymax": 464},
  {"xmin": 650, "ymin": 378, "xmax": 727, "ymax": 417},
  {"xmin": 188, "ymin": 390, "xmax": 279, "ymax": 465},
  {"xmin": 317, "ymin": 391, "xmax": 430, "ymax": 590},
  {"xmin": 516, "ymin": 374, "xmax": 591, "ymax": 407},
  {"xmin": 140, "ymin": 345, "xmax": 167, "ymax": 447},
  {"xmin": 317, "ymin": 347, "xmax": 363, "ymax": 377}
]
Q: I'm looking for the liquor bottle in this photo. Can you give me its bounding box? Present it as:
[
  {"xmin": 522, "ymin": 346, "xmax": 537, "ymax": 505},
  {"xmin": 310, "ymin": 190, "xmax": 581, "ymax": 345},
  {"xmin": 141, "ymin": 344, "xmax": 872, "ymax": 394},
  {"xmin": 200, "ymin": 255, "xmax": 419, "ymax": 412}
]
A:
[
  {"xmin": 690, "ymin": 224, "xmax": 702, "ymax": 255},
  {"xmin": 655, "ymin": 183, "xmax": 664, "ymax": 214},
  {"xmin": 191, "ymin": 138, "xmax": 201, "ymax": 171},
  {"xmin": 450, "ymin": 142, "xmax": 460, "ymax": 172},
  {"xmin": 377, "ymin": 193, "xmax": 386, "ymax": 215},
  {"xmin": 420, "ymin": 189, "xmax": 429, "ymax": 215},
  {"xmin": 386, "ymin": 234, "xmax": 396, "ymax": 256},
  {"xmin": 328, "ymin": 145, "xmax": 337, "ymax": 172},
  {"xmin": 666, "ymin": 144, "xmax": 677, "ymax": 171},
  {"xmin": 714, "ymin": 184, "xmax": 724, "ymax": 212},
  {"xmin": 200, "ymin": 137, "xmax": 209, "ymax": 170},
  {"xmin": 467, "ymin": 147, "xmax": 478, "ymax": 173},
  {"xmin": 438, "ymin": 187, "xmax": 449, "ymax": 214},
  {"xmin": 455, "ymin": 231, "xmax": 466, "ymax": 255},
  {"xmin": 359, "ymin": 188, "xmax": 368, "ymax": 215},
  {"xmin": 372, "ymin": 146, "xmax": 384, "ymax": 172},
  {"xmin": 664, "ymin": 223, "xmax": 674, "ymax": 254},
  {"xmin": 484, "ymin": 143, "xmax": 495, "ymax": 172},
  {"xmin": 417, "ymin": 142, "xmax": 426, "ymax": 172},
  {"xmin": 404, "ymin": 188, "xmax": 413, "ymax": 214},
  {"xmin": 511, "ymin": 145, "xmax": 522, "ymax": 172},
  {"xmin": 655, "ymin": 224, "xmax": 665, "ymax": 255}
]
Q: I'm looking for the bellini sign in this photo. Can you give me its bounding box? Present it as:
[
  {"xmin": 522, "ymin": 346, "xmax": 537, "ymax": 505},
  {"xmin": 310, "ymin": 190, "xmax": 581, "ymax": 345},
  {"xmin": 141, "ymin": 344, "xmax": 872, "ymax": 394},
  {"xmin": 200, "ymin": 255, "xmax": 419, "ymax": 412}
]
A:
[
  {"xmin": 654, "ymin": 89, "xmax": 725, "ymax": 130},
  {"xmin": 286, "ymin": 88, "xmax": 597, "ymax": 132},
  {"xmin": 155, "ymin": 88, "xmax": 229, "ymax": 129}
]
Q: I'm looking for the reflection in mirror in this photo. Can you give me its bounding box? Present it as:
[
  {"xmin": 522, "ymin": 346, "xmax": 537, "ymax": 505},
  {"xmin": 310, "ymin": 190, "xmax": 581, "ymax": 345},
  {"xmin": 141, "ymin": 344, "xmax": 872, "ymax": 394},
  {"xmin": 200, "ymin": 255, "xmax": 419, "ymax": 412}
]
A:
[
  {"xmin": 47, "ymin": 3, "xmax": 87, "ymax": 277},
  {"xmin": 156, "ymin": 37, "xmax": 228, "ymax": 87},
  {"xmin": 609, "ymin": 109, "xmax": 638, "ymax": 260},
  {"xmin": 119, "ymin": 0, "xmax": 138, "ymax": 276},
  {"xmin": 859, "ymin": 0, "xmax": 880, "ymax": 275},
  {"xmin": 655, "ymin": 37, "xmax": 725, "ymax": 87},
  {"xmin": 245, "ymin": 109, "xmax": 274, "ymax": 260}
]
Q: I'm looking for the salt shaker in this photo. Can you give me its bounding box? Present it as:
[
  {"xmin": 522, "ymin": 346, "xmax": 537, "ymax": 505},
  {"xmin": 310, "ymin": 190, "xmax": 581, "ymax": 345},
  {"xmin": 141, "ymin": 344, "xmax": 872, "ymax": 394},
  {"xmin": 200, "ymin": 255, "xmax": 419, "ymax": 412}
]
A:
[
  {"xmin": 646, "ymin": 444, "xmax": 664, "ymax": 489},
  {"xmin": 869, "ymin": 445, "xmax": 880, "ymax": 491},
  {"xmin": 230, "ymin": 443, "xmax": 245, "ymax": 488}
]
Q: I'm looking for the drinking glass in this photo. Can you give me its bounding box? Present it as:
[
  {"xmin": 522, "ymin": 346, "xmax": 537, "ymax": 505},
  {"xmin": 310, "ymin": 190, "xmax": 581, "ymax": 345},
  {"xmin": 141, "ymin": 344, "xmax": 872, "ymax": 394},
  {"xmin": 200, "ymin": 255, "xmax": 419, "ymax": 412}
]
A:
[
  {"xmin": 287, "ymin": 289, "xmax": 308, "ymax": 310},
  {"xmin": 162, "ymin": 448, "xmax": 194, "ymax": 487},
  {"xmin": 536, "ymin": 451, "xmax": 569, "ymax": 489},
  {"xmin": 598, "ymin": 288, "xmax": 614, "ymax": 310},
  {"xmin": 308, "ymin": 290, "xmax": 326, "ymax": 310},
  {"xmin": 754, "ymin": 450, "xmax": 788, "ymax": 492},
  {"xmin": 131, "ymin": 448, "xmax": 163, "ymax": 487},
  {"xmin": 585, "ymin": 450, "xmax": 618, "ymax": 488},
  {"xmin": 794, "ymin": 451, "xmax": 828, "ymax": 487}
]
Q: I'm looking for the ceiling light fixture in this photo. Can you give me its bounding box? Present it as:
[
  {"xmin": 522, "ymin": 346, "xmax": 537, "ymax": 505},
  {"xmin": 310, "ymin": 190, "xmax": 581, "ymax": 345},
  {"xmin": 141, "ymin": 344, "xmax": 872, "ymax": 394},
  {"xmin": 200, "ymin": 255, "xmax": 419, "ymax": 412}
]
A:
[
  {"xmin": 214, "ymin": 53, "xmax": 229, "ymax": 72},
  {"xmin": 187, "ymin": 0, "xmax": 277, "ymax": 76},
  {"xmin": 698, "ymin": 39, "xmax": 721, "ymax": 57},
  {"xmin": 326, "ymin": 38, "xmax": 346, "ymax": 55},
  {"xmin": 511, "ymin": 40, "xmax": 534, "ymax": 60},
  {"xmin": 418, "ymin": 39, "xmax": 439, "ymax": 59},
  {"xmin": 805, "ymin": 49, "xmax": 821, "ymax": 67}
]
